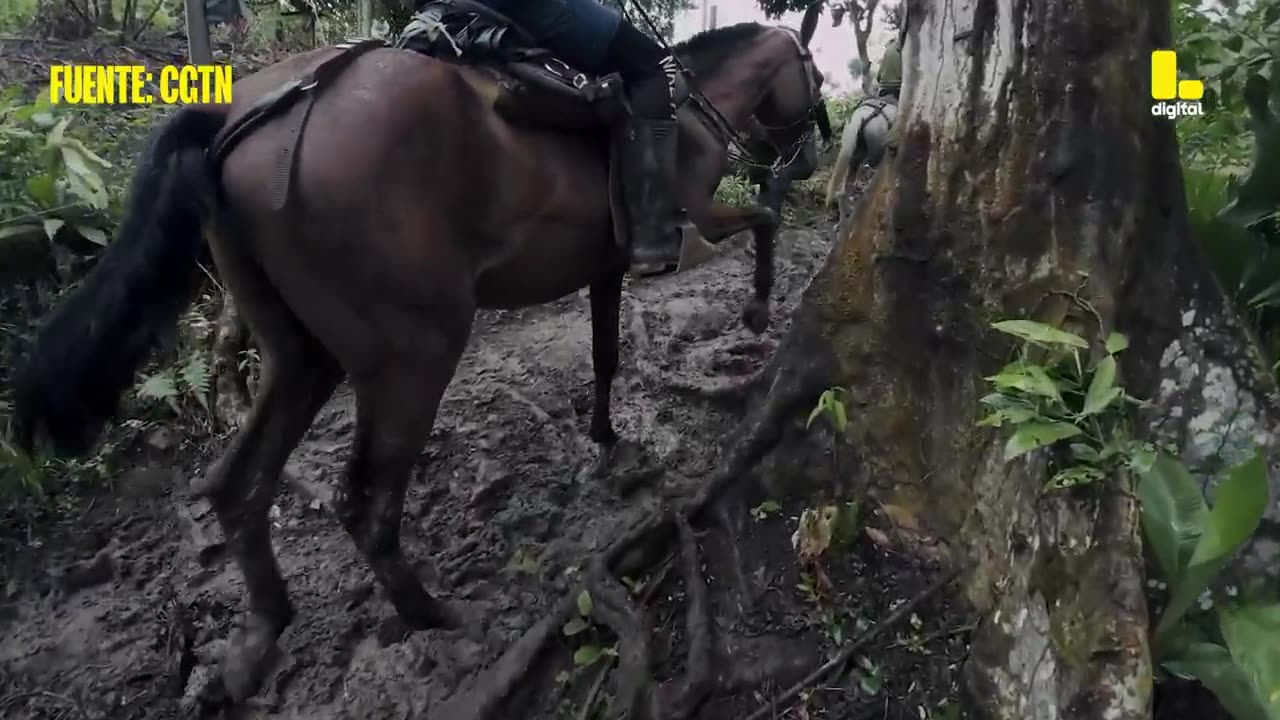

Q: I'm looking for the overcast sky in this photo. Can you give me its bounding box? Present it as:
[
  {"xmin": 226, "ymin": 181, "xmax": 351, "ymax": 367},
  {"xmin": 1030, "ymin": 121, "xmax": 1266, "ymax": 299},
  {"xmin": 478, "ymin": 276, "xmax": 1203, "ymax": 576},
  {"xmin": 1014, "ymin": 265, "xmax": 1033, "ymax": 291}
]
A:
[{"xmin": 671, "ymin": 0, "xmax": 896, "ymax": 93}]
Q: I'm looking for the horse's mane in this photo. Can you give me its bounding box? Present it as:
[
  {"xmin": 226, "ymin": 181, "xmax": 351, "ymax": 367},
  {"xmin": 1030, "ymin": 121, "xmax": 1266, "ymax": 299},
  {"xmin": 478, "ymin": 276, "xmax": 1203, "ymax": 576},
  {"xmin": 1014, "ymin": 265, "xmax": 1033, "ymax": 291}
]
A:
[{"xmin": 672, "ymin": 22, "xmax": 769, "ymax": 76}]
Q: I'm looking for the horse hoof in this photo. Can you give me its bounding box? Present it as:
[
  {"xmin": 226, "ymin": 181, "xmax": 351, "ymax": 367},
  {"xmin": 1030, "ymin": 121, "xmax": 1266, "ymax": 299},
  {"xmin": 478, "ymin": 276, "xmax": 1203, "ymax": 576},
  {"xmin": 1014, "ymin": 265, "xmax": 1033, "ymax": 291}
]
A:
[
  {"xmin": 742, "ymin": 302, "xmax": 769, "ymax": 335},
  {"xmin": 219, "ymin": 614, "xmax": 283, "ymax": 702}
]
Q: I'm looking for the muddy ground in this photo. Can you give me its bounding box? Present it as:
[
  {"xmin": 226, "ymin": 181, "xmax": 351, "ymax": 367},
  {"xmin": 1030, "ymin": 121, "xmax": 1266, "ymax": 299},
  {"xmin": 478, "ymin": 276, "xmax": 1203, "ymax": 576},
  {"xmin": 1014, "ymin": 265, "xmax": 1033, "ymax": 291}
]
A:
[{"xmin": 0, "ymin": 206, "xmax": 973, "ymax": 719}]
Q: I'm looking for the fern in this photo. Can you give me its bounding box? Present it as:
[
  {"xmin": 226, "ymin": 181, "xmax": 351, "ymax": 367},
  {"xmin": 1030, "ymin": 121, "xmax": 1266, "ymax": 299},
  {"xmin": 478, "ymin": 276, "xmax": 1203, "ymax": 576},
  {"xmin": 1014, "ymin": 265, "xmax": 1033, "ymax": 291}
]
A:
[{"xmin": 180, "ymin": 353, "xmax": 211, "ymax": 411}]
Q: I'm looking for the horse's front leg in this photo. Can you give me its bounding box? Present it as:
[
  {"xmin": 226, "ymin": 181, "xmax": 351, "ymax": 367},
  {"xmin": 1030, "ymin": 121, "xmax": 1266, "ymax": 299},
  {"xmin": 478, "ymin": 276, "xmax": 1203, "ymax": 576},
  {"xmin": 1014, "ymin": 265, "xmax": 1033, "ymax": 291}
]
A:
[
  {"xmin": 690, "ymin": 200, "xmax": 780, "ymax": 334},
  {"xmin": 588, "ymin": 267, "xmax": 625, "ymax": 443}
]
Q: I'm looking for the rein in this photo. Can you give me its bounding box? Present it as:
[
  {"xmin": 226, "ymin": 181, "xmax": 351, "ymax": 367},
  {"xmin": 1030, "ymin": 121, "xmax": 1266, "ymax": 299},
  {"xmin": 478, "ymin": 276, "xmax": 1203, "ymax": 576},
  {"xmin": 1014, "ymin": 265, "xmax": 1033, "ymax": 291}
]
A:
[{"xmin": 620, "ymin": 2, "xmax": 823, "ymax": 176}]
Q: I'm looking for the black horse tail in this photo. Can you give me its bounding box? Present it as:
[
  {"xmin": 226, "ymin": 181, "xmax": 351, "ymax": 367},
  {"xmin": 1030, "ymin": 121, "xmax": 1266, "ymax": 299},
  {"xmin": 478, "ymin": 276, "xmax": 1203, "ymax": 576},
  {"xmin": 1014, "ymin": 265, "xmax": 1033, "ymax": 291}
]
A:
[
  {"xmin": 13, "ymin": 105, "xmax": 225, "ymax": 457},
  {"xmin": 814, "ymin": 98, "xmax": 833, "ymax": 144}
]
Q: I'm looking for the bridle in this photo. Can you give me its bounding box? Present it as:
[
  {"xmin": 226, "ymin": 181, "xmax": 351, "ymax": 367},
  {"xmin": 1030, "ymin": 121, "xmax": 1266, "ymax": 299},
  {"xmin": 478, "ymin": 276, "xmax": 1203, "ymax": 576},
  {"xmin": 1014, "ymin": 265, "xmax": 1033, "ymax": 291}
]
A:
[
  {"xmin": 619, "ymin": 0, "xmax": 825, "ymax": 176},
  {"xmin": 741, "ymin": 25, "xmax": 826, "ymax": 175}
]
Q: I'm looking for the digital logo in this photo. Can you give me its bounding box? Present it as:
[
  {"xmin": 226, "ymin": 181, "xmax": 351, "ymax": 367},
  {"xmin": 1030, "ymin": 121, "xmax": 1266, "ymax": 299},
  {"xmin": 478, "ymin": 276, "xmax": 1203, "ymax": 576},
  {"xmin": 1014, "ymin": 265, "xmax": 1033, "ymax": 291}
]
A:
[{"xmin": 1151, "ymin": 50, "xmax": 1204, "ymax": 119}]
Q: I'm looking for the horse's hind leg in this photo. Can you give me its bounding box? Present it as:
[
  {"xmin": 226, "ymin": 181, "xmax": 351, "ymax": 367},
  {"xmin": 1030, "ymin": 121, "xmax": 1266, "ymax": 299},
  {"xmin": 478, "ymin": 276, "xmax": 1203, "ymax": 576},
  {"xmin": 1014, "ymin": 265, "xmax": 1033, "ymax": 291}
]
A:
[
  {"xmin": 335, "ymin": 303, "xmax": 474, "ymax": 630},
  {"xmin": 588, "ymin": 267, "xmax": 624, "ymax": 444},
  {"xmin": 198, "ymin": 239, "xmax": 342, "ymax": 701}
]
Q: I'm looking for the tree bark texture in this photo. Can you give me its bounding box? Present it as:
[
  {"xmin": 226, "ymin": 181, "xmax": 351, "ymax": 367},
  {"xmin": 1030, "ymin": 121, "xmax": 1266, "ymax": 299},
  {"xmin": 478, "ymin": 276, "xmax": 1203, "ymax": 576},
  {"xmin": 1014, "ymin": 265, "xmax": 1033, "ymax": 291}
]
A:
[
  {"xmin": 752, "ymin": 0, "xmax": 1280, "ymax": 717},
  {"xmin": 184, "ymin": 0, "xmax": 213, "ymax": 65}
]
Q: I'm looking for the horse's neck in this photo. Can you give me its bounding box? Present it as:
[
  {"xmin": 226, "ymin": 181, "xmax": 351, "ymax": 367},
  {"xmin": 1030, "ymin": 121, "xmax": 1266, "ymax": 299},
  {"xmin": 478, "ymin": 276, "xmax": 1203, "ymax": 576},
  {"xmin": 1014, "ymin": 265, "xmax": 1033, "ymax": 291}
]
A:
[{"xmin": 678, "ymin": 39, "xmax": 785, "ymax": 132}]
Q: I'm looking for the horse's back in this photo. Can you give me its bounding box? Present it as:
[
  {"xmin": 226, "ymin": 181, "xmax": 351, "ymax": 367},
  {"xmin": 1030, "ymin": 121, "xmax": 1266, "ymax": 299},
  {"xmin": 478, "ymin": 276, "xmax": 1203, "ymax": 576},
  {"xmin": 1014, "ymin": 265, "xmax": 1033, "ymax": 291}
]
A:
[{"xmin": 213, "ymin": 45, "xmax": 610, "ymax": 313}]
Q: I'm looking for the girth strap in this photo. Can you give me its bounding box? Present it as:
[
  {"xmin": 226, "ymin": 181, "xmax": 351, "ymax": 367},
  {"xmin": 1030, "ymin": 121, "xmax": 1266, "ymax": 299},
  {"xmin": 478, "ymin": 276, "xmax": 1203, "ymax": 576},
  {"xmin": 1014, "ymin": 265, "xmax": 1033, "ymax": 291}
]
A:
[{"xmin": 208, "ymin": 38, "xmax": 386, "ymax": 209}]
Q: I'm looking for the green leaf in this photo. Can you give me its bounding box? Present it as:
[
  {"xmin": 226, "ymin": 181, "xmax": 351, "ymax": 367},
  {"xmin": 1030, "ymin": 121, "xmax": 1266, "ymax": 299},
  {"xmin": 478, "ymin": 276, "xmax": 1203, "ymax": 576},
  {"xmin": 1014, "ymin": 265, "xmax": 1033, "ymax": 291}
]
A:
[
  {"xmin": 1138, "ymin": 452, "xmax": 1208, "ymax": 581},
  {"xmin": 977, "ymin": 405, "xmax": 1039, "ymax": 427},
  {"xmin": 1158, "ymin": 453, "xmax": 1270, "ymax": 637},
  {"xmin": 1046, "ymin": 465, "xmax": 1106, "ymax": 490},
  {"xmin": 1105, "ymin": 332, "xmax": 1129, "ymax": 354},
  {"xmin": 1070, "ymin": 443, "xmax": 1102, "ymax": 463},
  {"xmin": 987, "ymin": 364, "xmax": 1064, "ymax": 403},
  {"xmin": 573, "ymin": 644, "xmax": 604, "ymax": 666},
  {"xmin": 1081, "ymin": 356, "xmax": 1119, "ymax": 416},
  {"xmin": 990, "ymin": 320, "xmax": 1089, "ymax": 348},
  {"xmin": 1220, "ymin": 604, "xmax": 1280, "ymax": 720},
  {"xmin": 137, "ymin": 372, "xmax": 179, "ymax": 401},
  {"xmin": 562, "ymin": 618, "xmax": 589, "ymax": 637},
  {"xmin": 1189, "ymin": 451, "xmax": 1270, "ymax": 568},
  {"xmin": 0, "ymin": 223, "xmax": 42, "ymax": 240},
  {"xmin": 758, "ymin": 500, "xmax": 781, "ymax": 513},
  {"xmin": 1164, "ymin": 642, "xmax": 1271, "ymax": 720},
  {"xmin": 1004, "ymin": 422, "xmax": 1082, "ymax": 460},
  {"xmin": 577, "ymin": 589, "xmax": 593, "ymax": 618},
  {"xmin": 25, "ymin": 173, "xmax": 57, "ymax": 206},
  {"xmin": 76, "ymin": 226, "xmax": 108, "ymax": 245},
  {"xmin": 42, "ymin": 218, "xmax": 63, "ymax": 240}
]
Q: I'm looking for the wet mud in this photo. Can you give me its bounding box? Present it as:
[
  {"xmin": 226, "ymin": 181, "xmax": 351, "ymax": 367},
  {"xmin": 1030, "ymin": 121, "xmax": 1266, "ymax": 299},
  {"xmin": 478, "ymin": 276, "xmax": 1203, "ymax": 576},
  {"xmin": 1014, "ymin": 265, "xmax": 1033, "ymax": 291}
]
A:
[{"xmin": 1, "ymin": 219, "xmax": 967, "ymax": 719}]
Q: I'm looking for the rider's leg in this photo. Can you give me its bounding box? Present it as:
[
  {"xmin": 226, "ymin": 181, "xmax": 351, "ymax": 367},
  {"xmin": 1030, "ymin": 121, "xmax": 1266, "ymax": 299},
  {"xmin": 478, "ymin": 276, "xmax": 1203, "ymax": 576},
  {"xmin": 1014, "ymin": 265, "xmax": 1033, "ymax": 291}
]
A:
[
  {"xmin": 471, "ymin": 0, "xmax": 686, "ymax": 270},
  {"xmin": 602, "ymin": 22, "xmax": 685, "ymax": 270}
]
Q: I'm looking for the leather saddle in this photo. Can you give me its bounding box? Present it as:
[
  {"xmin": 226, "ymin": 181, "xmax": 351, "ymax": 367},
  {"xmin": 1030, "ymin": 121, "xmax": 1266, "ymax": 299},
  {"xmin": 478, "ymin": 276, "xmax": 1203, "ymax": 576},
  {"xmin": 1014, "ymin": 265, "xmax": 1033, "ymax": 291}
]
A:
[{"xmin": 395, "ymin": 0, "xmax": 630, "ymax": 131}]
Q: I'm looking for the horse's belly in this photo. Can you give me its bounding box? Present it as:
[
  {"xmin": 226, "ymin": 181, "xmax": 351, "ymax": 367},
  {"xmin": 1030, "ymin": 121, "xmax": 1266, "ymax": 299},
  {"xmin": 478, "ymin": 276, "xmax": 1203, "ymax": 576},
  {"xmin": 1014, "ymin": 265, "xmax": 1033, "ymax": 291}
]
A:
[{"xmin": 474, "ymin": 219, "xmax": 612, "ymax": 309}]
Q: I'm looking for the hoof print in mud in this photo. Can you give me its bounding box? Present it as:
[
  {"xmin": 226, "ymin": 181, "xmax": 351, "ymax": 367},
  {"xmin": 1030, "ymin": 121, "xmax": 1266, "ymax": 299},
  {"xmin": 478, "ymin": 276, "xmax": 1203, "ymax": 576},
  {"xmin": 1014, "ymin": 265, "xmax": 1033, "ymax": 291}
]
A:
[{"xmin": 594, "ymin": 439, "xmax": 664, "ymax": 496}]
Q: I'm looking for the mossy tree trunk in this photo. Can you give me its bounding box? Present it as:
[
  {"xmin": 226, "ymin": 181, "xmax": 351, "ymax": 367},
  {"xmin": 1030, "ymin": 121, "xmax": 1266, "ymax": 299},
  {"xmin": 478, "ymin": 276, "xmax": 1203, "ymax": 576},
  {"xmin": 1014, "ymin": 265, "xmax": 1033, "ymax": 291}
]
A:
[{"xmin": 747, "ymin": 0, "xmax": 1280, "ymax": 716}]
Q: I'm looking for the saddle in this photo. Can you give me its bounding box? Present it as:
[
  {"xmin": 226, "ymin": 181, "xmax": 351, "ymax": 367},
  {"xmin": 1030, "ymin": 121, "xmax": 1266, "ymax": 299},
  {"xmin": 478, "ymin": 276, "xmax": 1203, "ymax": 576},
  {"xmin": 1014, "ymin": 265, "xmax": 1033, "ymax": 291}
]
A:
[{"xmin": 394, "ymin": 0, "xmax": 630, "ymax": 131}]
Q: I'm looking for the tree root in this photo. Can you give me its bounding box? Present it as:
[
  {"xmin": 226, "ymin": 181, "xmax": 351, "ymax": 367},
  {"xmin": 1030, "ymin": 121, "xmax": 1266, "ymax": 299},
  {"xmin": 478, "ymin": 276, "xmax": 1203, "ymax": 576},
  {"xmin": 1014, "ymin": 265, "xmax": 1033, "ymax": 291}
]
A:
[{"xmin": 442, "ymin": 328, "xmax": 835, "ymax": 719}]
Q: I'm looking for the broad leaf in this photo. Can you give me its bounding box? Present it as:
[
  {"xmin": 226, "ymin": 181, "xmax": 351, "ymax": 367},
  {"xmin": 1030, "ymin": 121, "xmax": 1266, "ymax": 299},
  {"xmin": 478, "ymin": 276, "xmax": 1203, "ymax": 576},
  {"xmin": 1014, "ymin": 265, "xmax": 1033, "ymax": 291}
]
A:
[
  {"xmin": 76, "ymin": 226, "xmax": 108, "ymax": 245},
  {"xmin": 1105, "ymin": 332, "xmax": 1130, "ymax": 354},
  {"xmin": 991, "ymin": 320, "xmax": 1089, "ymax": 349},
  {"xmin": 1220, "ymin": 604, "xmax": 1280, "ymax": 720},
  {"xmin": 1138, "ymin": 452, "xmax": 1207, "ymax": 581},
  {"xmin": 42, "ymin": 218, "xmax": 63, "ymax": 240},
  {"xmin": 1188, "ymin": 452, "xmax": 1270, "ymax": 568},
  {"xmin": 562, "ymin": 618, "xmax": 588, "ymax": 637},
  {"xmin": 1164, "ymin": 642, "xmax": 1271, "ymax": 720},
  {"xmin": 1158, "ymin": 453, "xmax": 1270, "ymax": 637},
  {"xmin": 1046, "ymin": 465, "xmax": 1105, "ymax": 490},
  {"xmin": 1004, "ymin": 422, "xmax": 1081, "ymax": 460},
  {"xmin": 0, "ymin": 223, "xmax": 42, "ymax": 240},
  {"xmin": 988, "ymin": 363, "xmax": 1064, "ymax": 403},
  {"xmin": 1081, "ymin": 356, "xmax": 1120, "ymax": 416},
  {"xmin": 573, "ymin": 644, "xmax": 604, "ymax": 666},
  {"xmin": 577, "ymin": 589, "xmax": 593, "ymax": 618}
]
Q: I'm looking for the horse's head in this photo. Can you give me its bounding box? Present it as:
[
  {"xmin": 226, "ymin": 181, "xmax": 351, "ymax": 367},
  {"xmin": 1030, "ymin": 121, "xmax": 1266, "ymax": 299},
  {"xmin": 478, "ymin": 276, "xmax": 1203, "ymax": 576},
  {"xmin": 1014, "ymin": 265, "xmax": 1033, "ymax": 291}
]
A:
[{"xmin": 673, "ymin": 22, "xmax": 827, "ymax": 181}]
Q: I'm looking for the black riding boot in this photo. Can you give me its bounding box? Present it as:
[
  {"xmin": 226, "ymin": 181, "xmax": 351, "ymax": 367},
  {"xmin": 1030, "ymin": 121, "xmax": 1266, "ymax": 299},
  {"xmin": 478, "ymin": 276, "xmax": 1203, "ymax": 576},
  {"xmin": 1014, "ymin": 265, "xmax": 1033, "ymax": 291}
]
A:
[{"xmin": 618, "ymin": 56, "xmax": 685, "ymax": 272}]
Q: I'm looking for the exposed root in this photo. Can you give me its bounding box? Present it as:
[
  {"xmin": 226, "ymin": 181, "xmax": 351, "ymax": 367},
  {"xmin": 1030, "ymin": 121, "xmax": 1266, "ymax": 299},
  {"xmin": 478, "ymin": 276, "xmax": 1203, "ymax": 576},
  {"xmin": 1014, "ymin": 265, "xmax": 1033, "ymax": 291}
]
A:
[
  {"xmin": 442, "ymin": 331, "xmax": 834, "ymax": 719},
  {"xmin": 741, "ymin": 567, "xmax": 961, "ymax": 720},
  {"xmin": 439, "ymin": 590, "xmax": 583, "ymax": 720},
  {"xmin": 584, "ymin": 571, "xmax": 653, "ymax": 718},
  {"xmin": 653, "ymin": 515, "xmax": 714, "ymax": 719}
]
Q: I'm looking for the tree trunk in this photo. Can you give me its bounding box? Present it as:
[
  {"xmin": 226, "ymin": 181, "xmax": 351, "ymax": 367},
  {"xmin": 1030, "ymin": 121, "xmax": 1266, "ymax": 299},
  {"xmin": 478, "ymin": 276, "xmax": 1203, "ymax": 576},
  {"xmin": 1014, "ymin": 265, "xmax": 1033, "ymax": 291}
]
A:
[
  {"xmin": 358, "ymin": 0, "xmax": 374, "ymax": 37},
  {"xmin": 853, "ymin": 0, "xmax": 877, "ymax": 94},
  {"xmin": 745, "ymin": 0, "xmax": 1280, "ymax": 716},
  {"xmin": 184, "ymin": 0, "xmax": 213, "ymax": 65}
]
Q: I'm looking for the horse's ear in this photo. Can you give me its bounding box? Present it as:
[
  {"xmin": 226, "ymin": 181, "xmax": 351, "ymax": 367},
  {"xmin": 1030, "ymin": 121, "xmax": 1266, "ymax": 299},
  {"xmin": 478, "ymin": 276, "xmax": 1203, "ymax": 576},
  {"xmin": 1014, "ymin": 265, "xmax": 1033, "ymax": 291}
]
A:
[{"xmin": 799, "ymin": 2, "xmax": 822, "ymax": 46}]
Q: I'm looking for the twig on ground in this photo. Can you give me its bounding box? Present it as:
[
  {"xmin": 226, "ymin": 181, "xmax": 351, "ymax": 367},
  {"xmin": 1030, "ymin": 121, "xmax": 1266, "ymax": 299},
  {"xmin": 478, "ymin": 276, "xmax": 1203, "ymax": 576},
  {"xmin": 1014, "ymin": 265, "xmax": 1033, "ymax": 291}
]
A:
[
  {"xmin": 742, "ymin": 568, "xmax": 961, "ymax": 720},
  {"xmin": 0, "ymin": 689, "xmax": 87, "ymax": 717},
  {"xmin": 576, "ymin": 659, "xmax": 614, "ymax": 720}
]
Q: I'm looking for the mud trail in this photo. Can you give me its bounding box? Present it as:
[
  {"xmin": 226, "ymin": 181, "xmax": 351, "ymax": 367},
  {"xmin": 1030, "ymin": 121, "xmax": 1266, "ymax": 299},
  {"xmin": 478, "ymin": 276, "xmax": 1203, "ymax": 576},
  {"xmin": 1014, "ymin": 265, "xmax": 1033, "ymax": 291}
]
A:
[{"xmin": 1, "ymin": 220, "xmax": 967, "ymax": 719}]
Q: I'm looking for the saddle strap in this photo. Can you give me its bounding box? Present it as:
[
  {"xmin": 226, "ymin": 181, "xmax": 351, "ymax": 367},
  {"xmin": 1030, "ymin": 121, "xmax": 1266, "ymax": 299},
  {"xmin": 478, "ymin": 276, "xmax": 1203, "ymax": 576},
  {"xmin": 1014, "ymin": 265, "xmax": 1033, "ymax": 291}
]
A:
[{"xmin": 208, "ymin": 39, "xmax": 386, "ymax": 170}]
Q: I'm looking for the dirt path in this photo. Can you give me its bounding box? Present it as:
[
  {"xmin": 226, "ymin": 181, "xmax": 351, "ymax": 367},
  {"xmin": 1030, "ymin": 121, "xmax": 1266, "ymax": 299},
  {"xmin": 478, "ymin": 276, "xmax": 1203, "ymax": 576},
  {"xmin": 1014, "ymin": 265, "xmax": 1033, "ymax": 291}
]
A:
[{"xmin": 0, "ymin": 222, "xmax": 968, "ymax": 720}]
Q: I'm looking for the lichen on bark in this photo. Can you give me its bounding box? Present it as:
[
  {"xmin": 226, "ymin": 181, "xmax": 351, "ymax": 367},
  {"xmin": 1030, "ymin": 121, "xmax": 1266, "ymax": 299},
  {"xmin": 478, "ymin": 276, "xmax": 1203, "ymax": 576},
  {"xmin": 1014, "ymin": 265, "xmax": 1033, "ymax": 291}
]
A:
[{"xmin": 733, "ymin": 0, "xmax": 1275, "ymax": 715}]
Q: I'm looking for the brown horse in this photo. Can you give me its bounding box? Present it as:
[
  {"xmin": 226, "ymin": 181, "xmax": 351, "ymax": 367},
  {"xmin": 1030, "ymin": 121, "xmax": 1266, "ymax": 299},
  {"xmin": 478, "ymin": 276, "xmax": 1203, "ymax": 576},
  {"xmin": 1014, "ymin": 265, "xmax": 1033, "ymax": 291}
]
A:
[{"xmin": 13, "ymin": 20, "xmax": 825, "ymax": 703}]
